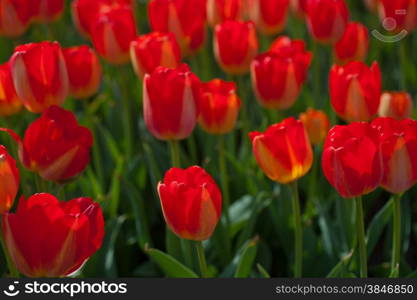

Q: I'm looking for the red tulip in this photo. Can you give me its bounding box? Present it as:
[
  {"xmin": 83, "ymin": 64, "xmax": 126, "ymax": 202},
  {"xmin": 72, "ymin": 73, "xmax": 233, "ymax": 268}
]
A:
[
  {"xmin": 30, "ymin": 0, "xmax": 65, "ymax": 23},
  {"xmin": 1, "ymin": 106, "xmax": 93, "ymax": 182},
  {"xmin": 329, "ymin": 61, "xmax": 382, "ymax": 123},
  {"xmin": 364, "ymin": 0, "xmax": 379, "ymax": 11},
  {"xmin": 0, "ymin": 145, "xmax": 19, "ymax": 214},
  {"xmin": 305, "ymin": 0, "xmax": 349, "ymax": 44},
  {"xmin": 334, "ymin": 22, "xmax": 369, "ymax": 65},
  {"xmin": 251, "ymin": 36, "xmax": 312, "ymax": 109},
  {"xmin": 199, "ymin": 79, "xmax": 241, "ymax": 134},
  {"xmin": 322, "ymin": 122, "xmax": 383, "ymax": 198},
  {"xmin": 9, "ymin": 41, "xmax": 69, "ymax": 113},
  {"xmin": 378, "ymin": 91, "xmax": 413, "ymax": 120},
  {"xmin": 250, "ymin": 117, "xmax": 313, "ymax": 184},
  {"xmin": 0, "ymin": 0, "xmax": 32, "ymax": 37},
  {"xmin": 130, "ymin": 32, "xmax": 181, "ymax": 79},
  {"xmin": 2, "ymin": 193, "xmax": 104, "ymax": 277},
  {"xmin": 143, "ymin": 64, "xmax": 201, "ymax": 140},
  {"xmin": 299, "ymin": 108, "xmax": 330, "ymax": 145},
  {"xmin": 63, "ymin": 46, "xmax": 102, "ymax": 99},
  {"xmin": 246, "ymin": 0, "xmax": 291, "ymax": 35},
  {"xmin": 158, "ymin": 166, "xmax": 222, "ymax": 241},
  {"xmin": 0, "ymin": 63, "xmax": 22, "ymax": 116},
  {"xmin": 290, "ymin": 0, "xmax": 309, "ymax": 19},
  {"xmin": 90, "ymin": 7, "xmax": 137, "ymax": 65},
  {"xmin": 148, "ymin": 0, "xmax": 207, "ymax": 57},
  {"xmin": 372, "ymin": 117, "xmax": 417, "ymax": 194},
  {"xmin": 378, "ymin": 0, "xmax": 417, "ymax": 32},
  {"xmin": 207, "ymin": 0, "xmax": 244, "ymax": 27},
  {"xmin": 214, "ymin": 20, "xmax": 258, "ymax": 75}
]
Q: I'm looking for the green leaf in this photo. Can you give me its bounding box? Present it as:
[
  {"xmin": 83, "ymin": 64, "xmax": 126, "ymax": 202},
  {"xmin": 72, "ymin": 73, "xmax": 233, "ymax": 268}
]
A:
[
  {"xmin": 256, "ymin": 264, "xmax": 271, "ymax": 278},
  {"xmin": 366, "ymin": 198, "xmax": 393, "ymax": 257},
  {"xmin": 326, "ymin": 250, "xmax": 354, "ymax": 278},
  {"xmin": 234, "ymin": 237, "xmax": 259, "ymax": 278},
  {"xmin": 145, "ymin": 246, "xmax": 199, "ymax": 278}
]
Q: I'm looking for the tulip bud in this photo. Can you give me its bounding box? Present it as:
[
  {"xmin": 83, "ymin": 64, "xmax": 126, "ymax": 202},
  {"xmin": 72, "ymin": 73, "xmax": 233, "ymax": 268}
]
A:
[
  {"xmin": 214, "ymin": 20, "xmax": 258, "ymax": 75},
  {"xmin": 90, "ymin": 7, "xmax": 137, "ymax": 65},
  {"xmin": 378, "ymin": 0, "xmax": 417, "ymax": 32},
  {"xmin": 0, "ymin": 63, "xmax": 22, "ymax": 116},
  {"xmin": 306, "ymin": 0, "xmax": 349, "ymax": 44},
  {"xmin": 246, "ymin": 0, "xmax": 291, "ymax": 35},
  {"xmin": 148, "ymin": 0, "xmax": 207, "ymax": 57},
  {"xmin": 299, "ymin": 108, "xmax": 330, "ymax": 145},
  {"xmin": 207, "ymin": 0, "xmax": 244, "ymax": 27},
  {"xmin": 63, "ymin": 46, "xmax": 102, "ymax": 99},
  {"xmin": 250, "ymin": 117, "xmax": 313, "ymax": 184},
  {"xmin": 290, "ymin": 0, "xmax": 309, "ymax": 19},
  {"xmin": 378, "ymin": 91, "xmax": 413, "ymax": 120},
  {"xmin": 322, "ymin": 122, "xmax": 383, "ymax": 198},
  {"xmin": 329, "ymin": 61, "xmax": 382, "ymax": 123},
  {"xmin": 130, "ymin": 32, "xmax": 181, "ymax": 79},
  {"xmin": 2, "ymin": 193, "xmax": 104, "ymax": 277},
  {"xmin": 251, "ymin": 36, "xmax": 312, "ymax": 109},
  {"xmin": 199, "ymin": 79, "xmax": 241, "ymax": 134},
  {"xmin": 158, "ymin": 166, "xmax": 222, "ymax": 241},
  {"xmin": 30, "ymin": 0, "xmax": 65, "ymax": 23},
  {"xmin": 0, "ymin": 0, "xmax": 32, "ymax": 37},
  {"xmin": 372, "ymin": 117, "xmax": 417, "ymax": 194},
  {"xmin": 143, "ymin": 64, "xmax": 201, "ymax": 140},
  {"xmin": 0, "ymin": 145, "xmax": 19, "ymax": 214},
  {"xmin": 9, "ymin": 41, "xmax": 69, "ymax": 114},
  {"xmin": 1, "ymin": 106, "xmax": 93, "ymax": 182},
  {"xmin": 334, "ymin": 22, "xmax": 369, "ymax": 65}
]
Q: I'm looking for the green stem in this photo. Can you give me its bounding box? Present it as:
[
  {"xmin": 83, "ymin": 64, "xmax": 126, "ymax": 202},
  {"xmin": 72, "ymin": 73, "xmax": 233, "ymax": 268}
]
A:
[
  {"xmin": 195, "ymin": 241, "xmax": 208, "ymax": 278},
  {"xmin": 118, "ymin": 67, "xmax": 134, "ymax": 159},
  {"xmin": 390, "ymin": 193, "xmax": 403, "ymax": 278},
  {"xmin": 218, "ymin": 135, "xmax": 230, "ymax": 224},
  {"xmin": 168, "ymin": 140, "xmax": 181, "ymax": 167},
  {"xmin": 355, "ymin": 196, "xmax": 367, "ymax": 278},
  {"xmin": 400, "ymin": 42, "xmax": 408, "ymax": 90},
  {"xmin": 0, "ymin": 216, "xmax": 19, "ymax": 277},
  {"xmin": 289, "ymin": 181, "xmax": 303, "ymax": 278}
]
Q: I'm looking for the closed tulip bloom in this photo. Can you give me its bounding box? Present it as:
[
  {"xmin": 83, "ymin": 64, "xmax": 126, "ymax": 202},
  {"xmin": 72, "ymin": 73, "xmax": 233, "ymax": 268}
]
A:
[
  {"xmin": 1, "ymin": 106, "xmax": 93, "ymax": 182},
  {"xmin": 335, "ymin": 22, "xmax": 369, "ymax": 65},
  {"xmin": 306, "ymin": 0, "xmax": 349, "ymax": 44},
  {"xmin": 299, "ymin": 108, "xmax": 330, "ymax": 145},
  {"xmin": 247, "ymin": 0, "xmax": 291, "ymax": 35},
  {"xmin": 130, "ymin": 32, "xmax": 181, "ymax": 79},
  {"xmin": 322, "ymin": 122, "xmax": 383, "ymax": 198},
  {"xmin": 0, "ymin": 146, "xmax": 19, "ymax": 214},
  {"xmin": 0, "ymin": 63, "xmax": 22, "ymax": 116},
  {"xmin": 207, "ymin": 0, "xmax": 243, "ymax": 26},
  {"xmin": 30, "ymin": 0, "xmax": 65, "ymax": 23},
  {"xmin": 378, "ymin": 91, "xmax": 413, "ymax": 120},
  {"xmin": 9, "ymin": 41, "xmax": 69, "ymax": 113},
  {"xmin": 214, "ymin": 20, "xmax": 258, "ymax": 75},
  {"xmin": 251, "ymin": 36, "xmax": 312, "ymax": 109},
  {"xmin": 2, "ymin": 193, "xmax": 104, "ymax": 277},
  {"xmin": 148, "ymin": 0, "xmax": 207, "ymax": 57},
  {"xmin": 63, "ymin": 46, "xmax": 102, "ymax": 99},
  {"xmin": 378, "ymin": 0, "xmax": 417, "ymax": 32},
  {"xmin": 90, "ymin": 7, "xmax": 137, "ymax": 65},
  {"xmin": 372, "ymin": 117, "xmax": 417, "ymax": 194},
  {"xmin": 330, "ymin": 61, "xmax": 382, "ymax": 123},
  {"xmin": 250, "ymin": 117, "xmax": 313, "ymax": 184},
  {"xmin": 0, "ymin": 0, "xmax": 32, "ymax": 37},
  {"xmin": 199, "ymin": 79, "xmax": 241, "ymax": 134},
  {"xmin": 290, "ymin": 0, "xmax": 309, "ymax": 19},
  {"xmin": 158, "ymin": 166, "xmax": 222, "ymax": 241},
  {"xmin": 143, "ymin": 64, "xmax": 201, "ymax": 140}
]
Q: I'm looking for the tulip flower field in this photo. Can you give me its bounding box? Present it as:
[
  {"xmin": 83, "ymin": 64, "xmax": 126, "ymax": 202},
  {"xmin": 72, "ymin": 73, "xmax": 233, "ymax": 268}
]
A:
[{"xmin": 1, "ymin": 0, "xmax": 417, "ymax": 280}]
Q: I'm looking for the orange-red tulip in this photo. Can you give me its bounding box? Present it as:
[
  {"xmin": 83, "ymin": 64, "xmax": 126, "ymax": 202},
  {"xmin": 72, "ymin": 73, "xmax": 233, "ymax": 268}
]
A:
[
  {"xmin": 246, "ymin": 0, "xmax": 291, "ymax": 35},
  {"xmin": 329, "ymin": 61, "xmax": 381, "ymax": 123},
  {"xmin": 251, "ymin": 36, "xmax": 312, "ymax": 109},
  {"xmin": 250, "ymin": 117, "xmax": 313, "ymax": 184},
  {"xmin": 322, "ymin": 122, "xmax": 383, "ymax": 198},
  {"xmin": 2, "ymin": 193, "xmax": 104, "ymax": 277},
  {"xmin": 63, "ymin": 46, "xmax": 102, "ymax": 99},
  {"xmin": 158, "ymin": 166, "xmax": 222, "ymax": 241},
  {"xmin": 372, "ymin": 117, "xmax": 417, "ymax": 194},
  {"xmin": 305, "ymin": 0, "xmax": 349, "ymax": 44},
  {"xmin": 199, "ymin": 79, "xmax": 241, "ymax": 134},
  {"xmin": 299, "ymin": 108, "xmax": 330, "ymax": 145},
  {"xmin": 130, "ymin": 32, "xmax": 181, "ymax": 79},
  {"xmin": 0, "ymin": 145, "xmax": 19, "ymax": 214},
  {"xmin": 30, "ymin": 0, "xmax": 65, "ymax": 23},
  {"xmin": 9, "ymin": 41, "xmax": 69, "ymax": 113},
  {"xmin": 334, "ymin": 22, "xmax": 369, "ymax": 65},
  {"xmin": 214, "ymin": 20, "xmax": 258, "ymax": 75},
  {"xmin": 378, "ymin": 91, "xmax": 413, "ymax": 120},
  {"xmin": 143, "ymin": 64, "xmax": 201, "ymax": 140},
  {"xmin": 378, "ymin": 0, "xmax": 417, "ymax": 32},
  {"xmin": 0, "ymin": 0, "xmax": 32, "ymax": 37},
  {"xmin": 207, "ymin": 0, "xmax": 244, "ymax": 27},
  {"xmin": 148, "ymin": 0, "xmax": 207, "ymax": 57},
  {"xmin": 0, "ymin": 63, "xmax": 22, "ymax": 116},
  {"xmin": 90, "ymin": 7, "xmax": 137, "ymax": 65}
]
